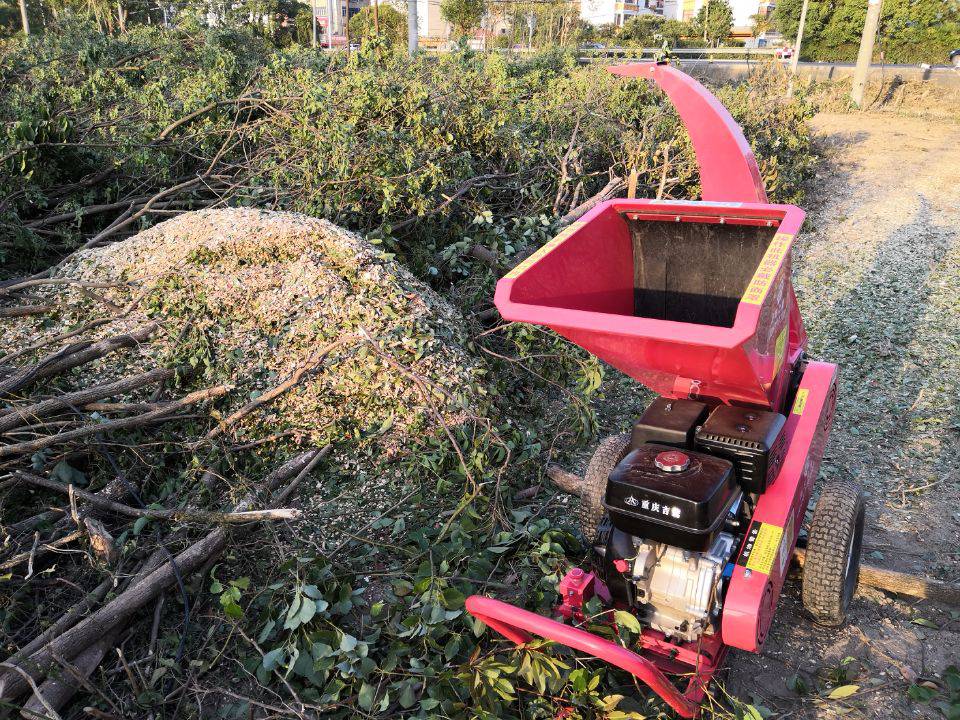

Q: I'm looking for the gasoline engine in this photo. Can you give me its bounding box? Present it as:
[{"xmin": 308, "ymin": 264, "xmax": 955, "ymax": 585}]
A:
[{"xmin": 591, "ymin": 398, "xmax": 787, "ymax": 642}]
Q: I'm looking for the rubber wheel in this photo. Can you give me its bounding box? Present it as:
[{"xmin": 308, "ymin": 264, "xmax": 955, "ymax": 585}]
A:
[
  {"xmin": 580, "ymin": 433, "xmax": 631, "ymax": 542},
  {"xmin": 801, "ymin": 480, "xmax": 865, "ymax": 626}
]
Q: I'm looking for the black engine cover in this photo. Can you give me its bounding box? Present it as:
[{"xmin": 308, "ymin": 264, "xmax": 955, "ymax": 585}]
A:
[
  {"xmin": 694, "ymin": 406, "xmax": 787, "ymax": 493},
  {"xmin": 603, "ymin": 443, "xmax": 740, "ymax": 551},
  {"xmin": 630, "ymin": 397, "xmax": 709, "ymax": 450}
]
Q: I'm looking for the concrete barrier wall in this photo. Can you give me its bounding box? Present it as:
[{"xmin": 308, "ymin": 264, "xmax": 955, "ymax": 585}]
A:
[
  {"xmin": 682, "ymin": 60, "xmax": 960, "ymax": 87},
  {"xmin": 581, "ymin": 55, "xmax": 960, "ymax": 88}
]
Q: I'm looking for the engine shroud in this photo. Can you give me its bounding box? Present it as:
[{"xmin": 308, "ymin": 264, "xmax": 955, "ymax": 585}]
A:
[{"xmin": 603, "ymin": 443, "xmax": 740, "ymax": 552}]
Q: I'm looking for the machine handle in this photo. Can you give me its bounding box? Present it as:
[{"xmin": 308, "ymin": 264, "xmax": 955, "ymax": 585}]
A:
[{"xmin": 466, "ymin": 595, "xmax": 702, "ymax": 718}]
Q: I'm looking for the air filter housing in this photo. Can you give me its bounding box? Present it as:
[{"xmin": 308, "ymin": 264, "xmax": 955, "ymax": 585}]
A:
[
  {"xmin": 630, "ymin": 397, "xmax": 708, "ymax": 450},
  {"xmin": 694, "ymin": 406, "xmax": 787, "ymax": 493}
]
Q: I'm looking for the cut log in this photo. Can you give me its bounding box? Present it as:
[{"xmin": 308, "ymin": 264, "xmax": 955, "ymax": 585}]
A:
[
  {"xmin": 0, "ymin": 316, "xmax": 118, "ymax": 367},
  {"xmin": 16, "ymin": 550, "xmax": 167, "ymax": 719},
  {"xmin": 0, "ymin": 384, "xmax": 230, "ymax": 458},
  {"xmin": 19, "ymin": 633, "xmax": 119, "ymax": 720},
  {"xmin": 0, "ymin": 323, "xmax": 158, "ymax": 399},
  {"xmin": 545, "ymin": 464, "xmax": 584, "ymax": 496},
  {"xmin": 0, "ymin": 305, "xmax": 55, "ymax": 318},
  {"xmin": 0, "ymin": 531, "xmax": 84, "ymax": 573},
  {"xmin": 0, "ymin": 528, "xmax": 228, "ymax": 701},
  {"xmin": 13, "ymin": 472, "xmax": 299, "ymax": 524},
  {"xmin": 792, "ymin": 547, "xmax": 960, "ymax": 606},
  {"xmin": 83, "ymin": 519, "xmax": 118, "ymax": 565},
  {"xmin": 0, "ymin": 367, "xmax": 176, "ymax": 434},
  {"xmin": 0, "ymin": 450, "xmax": 321, "ymax": 702},
  {"xmin": 559, "ymin": 174, "xmax": 625, "ymax": 226},
  {"xmin": 0, "ymin": 577, "xmax": 113, "ymax": 676}
]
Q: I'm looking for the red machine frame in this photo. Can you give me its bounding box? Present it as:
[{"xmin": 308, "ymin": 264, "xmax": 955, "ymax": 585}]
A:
[{"xmin": 465, "ymin": 63, "xmax": 840, "ymax": 717}]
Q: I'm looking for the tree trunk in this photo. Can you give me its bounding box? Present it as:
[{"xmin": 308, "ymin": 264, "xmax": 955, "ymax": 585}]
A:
[{"xmin": 18, "ymin": 0, "xmax": 29, "ymax": 35}]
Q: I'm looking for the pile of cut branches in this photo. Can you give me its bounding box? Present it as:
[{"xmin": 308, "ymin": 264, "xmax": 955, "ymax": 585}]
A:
[{"xmin": 0, "ymin": 209, "xmax": 526, "ymax": 718}]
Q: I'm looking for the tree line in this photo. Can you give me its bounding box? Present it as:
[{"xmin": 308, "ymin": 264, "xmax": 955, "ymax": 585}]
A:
[{"xmin": 772, "ymin": 0, "xmax": 959, "ymax": 65}]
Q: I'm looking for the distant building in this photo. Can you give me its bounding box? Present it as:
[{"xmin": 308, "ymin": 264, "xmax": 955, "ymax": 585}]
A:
[
  {"xmin": 580, "ymin": 0, "xmax": 660, "ymax": 27},
  {"xmin": 313, "ymin": 0, "xmax": 367, "ymax": 36},
  {"xmin": 415, "ymin": 0, "xmax": 451, "ymax": 39},
  {"xmin": 662, "ymin": 0, "xmax": 773, "ymax": 29},
  {"xmin": 381, "ymin": 0, "xmax": 451, "ymax": 41}
]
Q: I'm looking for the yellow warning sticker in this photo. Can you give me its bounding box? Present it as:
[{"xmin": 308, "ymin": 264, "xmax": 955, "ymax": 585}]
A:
[
  {"xmin": 792, "ymin": 388, "xmax": 809, "ymax": 415},
  {"xmin": 504, "ymin": 222, "xmax": 584, "ymax": 279},
  {"xmin": 773, "ymin": 326, "xmax": 787, "ymax": 374},
  {"xmin": 740, "ymin": 233, "xmax": 794, "ymax": 306},
  {"xmin": 737, "ymin": 522, "xmax": 784, "ymax": 575}
]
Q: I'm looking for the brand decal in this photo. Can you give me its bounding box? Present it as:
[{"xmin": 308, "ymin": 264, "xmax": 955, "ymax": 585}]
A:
[
  {"xmin": 622, "ymin": 495, "xmax": 683, "ymax": 519},
  {"xmin": 741, "ymin": 233, "xmax": 793, "ymax": 306},
  {"xmin": 792, "ymin": 388, "xmax": 809, "ymax": 415},
  {"xmin": 774, "ymin": 325, "xmax": 788, "ymax": 373}
]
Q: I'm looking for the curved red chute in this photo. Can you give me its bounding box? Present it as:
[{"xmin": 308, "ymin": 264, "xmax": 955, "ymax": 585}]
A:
[{"xmin": 607, "ymin": 62, "xmax": 768, "ymax": 204}]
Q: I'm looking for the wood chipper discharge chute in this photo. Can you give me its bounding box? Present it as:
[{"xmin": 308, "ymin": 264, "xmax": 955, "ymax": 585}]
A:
[{"xmin": 467, "ymin": 63, "xmax": 862, "ymax": 719}]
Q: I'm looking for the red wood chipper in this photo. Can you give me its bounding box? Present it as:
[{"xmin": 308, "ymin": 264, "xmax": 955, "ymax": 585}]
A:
[{"xmin": 465, "ymin": 63, "xmax": 865, "ymax": 717}]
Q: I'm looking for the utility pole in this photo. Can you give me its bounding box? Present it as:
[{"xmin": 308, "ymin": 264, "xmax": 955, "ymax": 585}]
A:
[
  {"xmin": 407, "ymin": 0, "xmax": 417, "ymax": 56},
  {"xmin": 18, "ymin": 0, "xmax": 30, "ymax": 35},
  {"xmin": 850, "ymin": 0, "xmax": 882, "ymax": 107},
  {"xmin": 703, "ymin": 0, "xmax": 709, "ymax": 44},
  {"xmin": 790, "ymin": 0, "xmax": 808, "ymax": 76},
  {"xmin": 312, "ymin": 0, "xmax": 318, "ymax": 48},
  {"xmin": 786, "ymin": 0, "xmax": 808, "ymax": 98},
  {"xmin": 526, "ymin": 14, "xmax": 534, "ymax": 49},
  {"xmin": 373, "ymin": 0, "xmax": 379, "ymax": 33}
]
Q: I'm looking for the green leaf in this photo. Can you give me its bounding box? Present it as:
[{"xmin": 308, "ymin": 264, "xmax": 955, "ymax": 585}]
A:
[
  {"xmin": 398, "ymin": 682, "xmax": 416, "ymax": 709},
  {"xmin": 828, "ymin": 684, "xmax": 860, "ymax": 699},
  {"xmin": 911, "ymin": 618, "xmax": 939, "ymax": 629},
  {"xmin": 283, "ymin": 595, "xmax": 303, "ymax": 630},
  {"xmin": 357, "ymin": 682, "xmax": 375, "ymax": 711},
  {"xmin": 339, "ymin": 633, "xmax": 358, "ymax": 652},
  {"xmin": 296, "ymin": 598, "xmax": 316, "ymax": 626},
  {"xmin": 907, "ymin": 684, "xmax": 938, "ymax": 702},
  {"xmin": 261, "ymin": 647, "xmax": 285, "ymax": 672},
  {"xmin": 613, "ymin": 610, "xmax": 642, "ymax": 634},
  {"xmin": 133, "ymin": 517, "xmax": 149, "ymax": 536},
  {"xmin": 223, "ymin": 601, "xmax": 243, "ymax": 619},
  {"xmin": 257, "ymin": 619, "xmax": 275, "ymax": 644},
  {"xmin": 51, "ymin": 461, "xmax": 86, "ymax": 486}
]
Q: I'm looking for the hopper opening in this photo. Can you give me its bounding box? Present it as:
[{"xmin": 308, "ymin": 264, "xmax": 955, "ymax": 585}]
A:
[
  {"xmin": 512, "ymin": 209, "xmax": 779, "ymax": 330},
  {"xmin": 629, "ymin": 219, "xmax": 777, "ymax": 328}
]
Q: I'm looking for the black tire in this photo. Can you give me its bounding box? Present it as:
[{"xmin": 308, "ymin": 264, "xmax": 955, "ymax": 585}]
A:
[
  {"xmin": 801, "ymin": 480, "xmax": 865, "ymax": 626},
  {"xmin": 580, "ymin": 433, "xmax": 631, "ymax": 542}
]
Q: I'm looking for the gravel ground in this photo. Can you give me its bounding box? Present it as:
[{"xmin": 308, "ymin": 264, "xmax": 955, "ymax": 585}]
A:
[{"xmin": 587, "ymin": 111, "xmax": 960, "ymax": 718}]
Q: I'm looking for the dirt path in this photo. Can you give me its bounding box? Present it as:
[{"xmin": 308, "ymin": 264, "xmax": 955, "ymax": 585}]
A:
[
  {"xmin": 589, "ymin": 112, "xmax": 960, "ymax": 718},
  {"xmin": 722, "ymin": 112, "xmax": 960, "ymax": 719}
]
